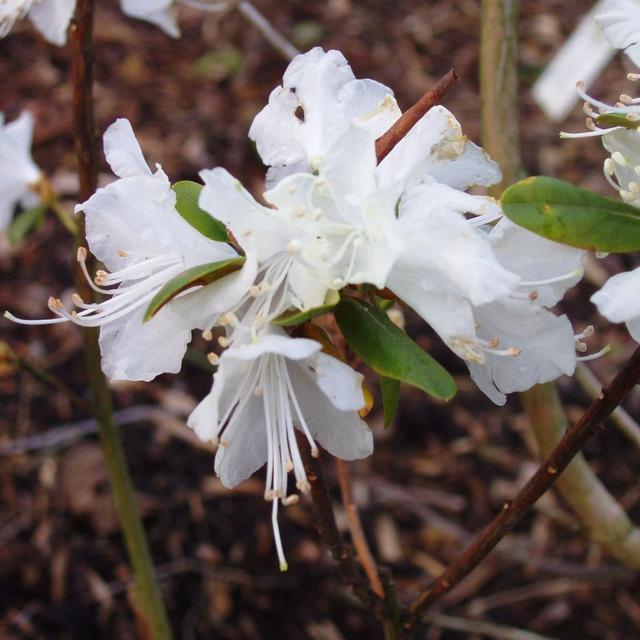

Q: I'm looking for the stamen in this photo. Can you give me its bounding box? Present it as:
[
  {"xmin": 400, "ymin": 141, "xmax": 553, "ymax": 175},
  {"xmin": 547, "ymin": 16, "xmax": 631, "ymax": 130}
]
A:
[
  {"xmin": 207, "ymin": 352, "xmax": 220, "ymax": 365},
  {"xmin": 518, "ymin": 267, "xmax": 584, "ymax": 288},
  {"xmin": 577, "ymin": 345, "xmax": 611, "ymax": 362}
]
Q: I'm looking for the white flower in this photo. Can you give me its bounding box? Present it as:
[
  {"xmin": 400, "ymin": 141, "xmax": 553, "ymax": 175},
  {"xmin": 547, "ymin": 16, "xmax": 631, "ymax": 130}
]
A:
[
  {"xmin": 465, "ymin": 219, "xmax": 586, "ymax": 405},
  {"xmin": 0, "ymin": 111, "xmax": 41, "ymax": 231},
  {"xmin": 592, "ymin": 267, "xmax": 640, "ymax": 341},
  {"xmin": 0, "ymin": 0, "xmax": 75, "ymax": 45},
  {"xmin": 188, "ymin": 328, "xmax": 372, "ymax": 570},
  {"xmin": 596, "ymin": 0, "xmax": 640, "ymax": 66},
  {"xmin": 384, "ymin": 183, "xmax": 521, "ymax": 366},
  {"xmin": 120, "ymin": 0, "xmax": 180, "ymax": 38},
  {"xmin": 0, "ymin": 0, "xmax": 180, "ymax": 43},
  {"xmin": 7, "ymin": 119, "xmax": 244, "ymax": 381},
  {"xmin": 249, "ymin": 47, "xmax": 402, "ymax": 187}
]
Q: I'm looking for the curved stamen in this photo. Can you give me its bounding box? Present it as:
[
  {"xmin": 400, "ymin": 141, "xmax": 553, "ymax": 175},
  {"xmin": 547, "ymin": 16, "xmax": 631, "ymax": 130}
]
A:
[{"xmin": 577, "ymin": 345, "xmax": 611, "ymax": 362}]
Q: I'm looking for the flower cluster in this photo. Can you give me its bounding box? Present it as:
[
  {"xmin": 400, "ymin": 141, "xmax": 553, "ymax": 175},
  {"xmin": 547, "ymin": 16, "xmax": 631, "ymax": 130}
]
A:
[
  {"xmin": 7, "ymin": 48, "xmax": 587, "ymax": 567},
  {"xmin": 562, "ymin": 0, "xmax": 640, "ymax": 341},
  {"xmin": 0, "ymin": 0, "xmax": 178, "ymax": 45}
]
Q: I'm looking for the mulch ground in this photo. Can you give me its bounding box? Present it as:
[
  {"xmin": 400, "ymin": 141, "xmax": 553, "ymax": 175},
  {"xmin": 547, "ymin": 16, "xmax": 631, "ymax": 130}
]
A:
[{"xmin": 1, "ymin": 1, "xmax": 640, "ymax": 638}]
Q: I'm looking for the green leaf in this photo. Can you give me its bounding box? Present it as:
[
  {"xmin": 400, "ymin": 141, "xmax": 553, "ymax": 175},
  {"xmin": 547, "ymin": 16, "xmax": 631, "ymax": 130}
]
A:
[
  {"xmin": 172, "ymin": 181, "xmax": 228, "ymax": 242},
  {"xmin": 596, "ymin": 113, "xmax": 640, "ymax": 130},
  {"xmin": 501, "ymin": 176, "xmax": 640, "ymax": 252},
  {"xmin": 144, "ymin": 257, "xmax": 245, "ymax": 321},
  {"xmin": 380, "ymin": 377, "xmax": 400, "ymax": 428},
  {"xmin": 335, "ymin": 298, "xmax": 456, "ymax": 401},
  {"xmin": 8, "ymin": 204, "xmax": 45, "ymax": 244},
  {"xmin": 272, "ymin": 291, "xmax": 339, "ymax": 327}
]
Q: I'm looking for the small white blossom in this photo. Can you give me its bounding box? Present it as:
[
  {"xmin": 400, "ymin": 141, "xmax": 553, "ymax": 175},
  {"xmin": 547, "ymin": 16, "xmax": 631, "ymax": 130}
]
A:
[
  {"xmin": 0, "ymin": 111, "xmax": 41, "ymax": 232},
  {"xmin": 188, "ymin": 328, "xmax": 372, "ymax": 570},
  {"xmin": 0, "ymin": 0, "xmax": 179, "ymax": 44},
  {"xmin": 7, "ymin": 119, "xmax": 244, "ymax": 381},
  {"xmin": 0, "ymin": 0, "xmax": 75, "ymax": 45}
]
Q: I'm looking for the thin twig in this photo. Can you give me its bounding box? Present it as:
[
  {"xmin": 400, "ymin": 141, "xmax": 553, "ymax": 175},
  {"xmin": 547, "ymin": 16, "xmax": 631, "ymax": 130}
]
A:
[
  {"xmin": 237, "ymin": 1, "xmax": 299, "ymax": 61},
  {"xmin": 179, "ymin": 0, "xmax": 300, "ymax": 61},
  {"xmin": 424, "ymin": 613, "xmax": 560, "ymax": 640},
  {"xmin": 335, "ymin": 459, "xmax": 385, "ymax": 598},
  {"xmin": 522, "ymin": 384, "xmax": 640, "ymax": 569},
  {"xmin": 70, "ymin": 2, "xmax": 173, "ymax": 638},
  {"xmin": 295, "ymin": 433, "xmax": 390, "ymax": 621},
  {"xmin": 375, "ymin": 69, "xmax": 458, "ymax": 163},
  {"xmin": 407, "ymin": 346, "xmax": 640, "ymax": 626},
  {"xmin": 575, "ymin": 362, "xmax": 640, "ymax": 450}
]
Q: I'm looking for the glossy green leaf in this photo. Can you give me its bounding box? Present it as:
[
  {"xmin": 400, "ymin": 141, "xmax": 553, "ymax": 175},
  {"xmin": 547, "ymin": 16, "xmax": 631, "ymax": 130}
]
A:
[
  {"xmin": 144, "ymin": 257, "xmax": 245, "ymax": 321},
  {"xmin": 380, "ymin": 377, "xmax": 400, "ymax": 429},
  {"xmin": 335, "ymin": 298, "xmax": 456, "ymax": 401},
  {"xmin": 596, "ymin": 112, "xmax": 640, "ymax": 130},
  {"xmin": 501, "ymin": 176, "xmax": 640, "ymax": 252},
  {"xmin": 273, "ymin": 291, "xmax": 339, "ymax": 327},
  {"xmin": 8, "ymin": 204, "xmax": 45, "ymax": 244},
  {"xmin": 172, "ymin": 181, "xmax": 228, "ymax": 242}
]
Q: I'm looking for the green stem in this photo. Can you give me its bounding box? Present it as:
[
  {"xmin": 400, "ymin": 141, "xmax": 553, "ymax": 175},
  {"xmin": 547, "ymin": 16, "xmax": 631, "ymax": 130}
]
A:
[
  {"xmin": 69, "ymin": 1, "xmax": 173, "ymax": 637},
  {"xmin": 479, "ymin": 0, "xmax": 640, "ymax": 570}
]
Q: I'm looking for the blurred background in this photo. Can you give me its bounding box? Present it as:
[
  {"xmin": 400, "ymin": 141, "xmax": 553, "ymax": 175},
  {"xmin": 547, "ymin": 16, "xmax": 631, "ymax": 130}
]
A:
[{"xmin": 1, "ymin": 0, "xmax": 640, "ymax": 638}]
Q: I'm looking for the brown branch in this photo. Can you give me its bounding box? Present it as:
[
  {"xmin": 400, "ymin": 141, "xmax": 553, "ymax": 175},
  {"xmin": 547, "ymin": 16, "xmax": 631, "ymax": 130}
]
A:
[
  {"xmin": 406, "ymin": 346, "xmax": 640, "ymax": 628},
  {"xmin": 296, "ymin": 434, "xmax": 389, "ymax": 620},
  {"xmin": 375, "ymin": 69, "xmax": 458, "ymax": 163},
  {"xmin": 335, "ymin": 459, "xmax": 385, "ymax": 598},
  {"xmin": 70, "ymin": 1, "xmax": 98, "ymax": 202}
]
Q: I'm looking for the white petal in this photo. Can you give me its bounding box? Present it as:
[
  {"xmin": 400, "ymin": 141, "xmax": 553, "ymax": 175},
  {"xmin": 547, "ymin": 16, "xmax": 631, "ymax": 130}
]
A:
[
  {"xmin": 214, "ymin": 394, "xmax": 268, "ymax": 488},
  {"xmin": 602, "ymin": 129, "xmax": 640, "ymax": 195},
  {"xmin": 103, "ymin": 119, "xmax": 152, "ymax": 178},
  {"xmin": 98, "ymin": 305, "xmax": 191, "ymax": 382},
  {"xmin": 591, "ymin": 266, "xmax": 640, "ymax": 323},
  {"xmin": 340, "ymin": 80, "xmax": 401, "ymax": 138},
  {"xmin": 166, "ymin": 254, "xmax": 258, "ymax": 331},
  {"xmin": 321, "ymin": 122, "xmax": 377, "ymax": 200},
  {"xmin": 596, "ymin": 0, "xmax": 640, "ymax": 63},
  {"xmin": 289, "ymin": 360, "xmax": 373, "ymax": 460},
  {"xmin": 626, "ymin": 315, "xmax": 640, "ymax": 341},
  {"xmin": 377, "ymin": 105, "xmax": 499, "ymax": 189},
  {"xmin": 395, "ymin": 184, "xmax": 520, "ymax": 306},
  {"xmin": 470, "ymin": 300, "xmax": 576, "ymax": 403},
  {"xmin": 28, "ymin": 0, "xmax": 75, "ymax": 45},
  {"xmin": 489, "ymin": 218, "xmax": 585, "ymax": 307},
  {"xmin": 199, "ymin": 167, "xmax": 292, "ymax": 262},
  {"xmin": 120, "ymin": 0, "xmax": 180, "ymax": 37},
  {"xmin": 313, "ymin": 352, "xmax": 364, "ymax": 411},
  {"xmin": 226, "ymin": 332, "xmax": 321, "ymax": 362},
  {"xmin": 80, "ymin": 174, "xmax": 233, "ymax": 271},
  {"xmin": 0, "ymin": 111, "xmax": 40, "ymax": 230}
]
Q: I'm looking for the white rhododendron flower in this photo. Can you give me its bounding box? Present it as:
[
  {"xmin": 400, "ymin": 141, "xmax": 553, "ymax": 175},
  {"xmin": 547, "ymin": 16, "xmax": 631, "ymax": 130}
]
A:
[
  {"xmin": 8, "ymin": 119, "xmax": 245, "ymax": 381},
  {"xmin": 0, "ymin": 0, "xmax": 179, "ymax": 44},
  {"xmin": 0, "ymin": 0, "xmax": 75, "ymax": 45},
  {"xmin": 250, "ymin": 47, "xmax": 402, "ymax": 187},
  {"xmin": 596, "ymin": 0, "xmax": 640, "ymax": 66},
  {"xmin": 592, "ymin": 268, "xmax": 640, "ymax": 340},
  {"xmin": 0, "ymin": 111, "xmax": 41, "ymax": 231},
  {"xmin": 188, "ymin": 329, "xmax": 372, "ymax": 570},
  {"xmin": 466, "ymin": 219, "xmax": 585, "ymax": 405}
]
